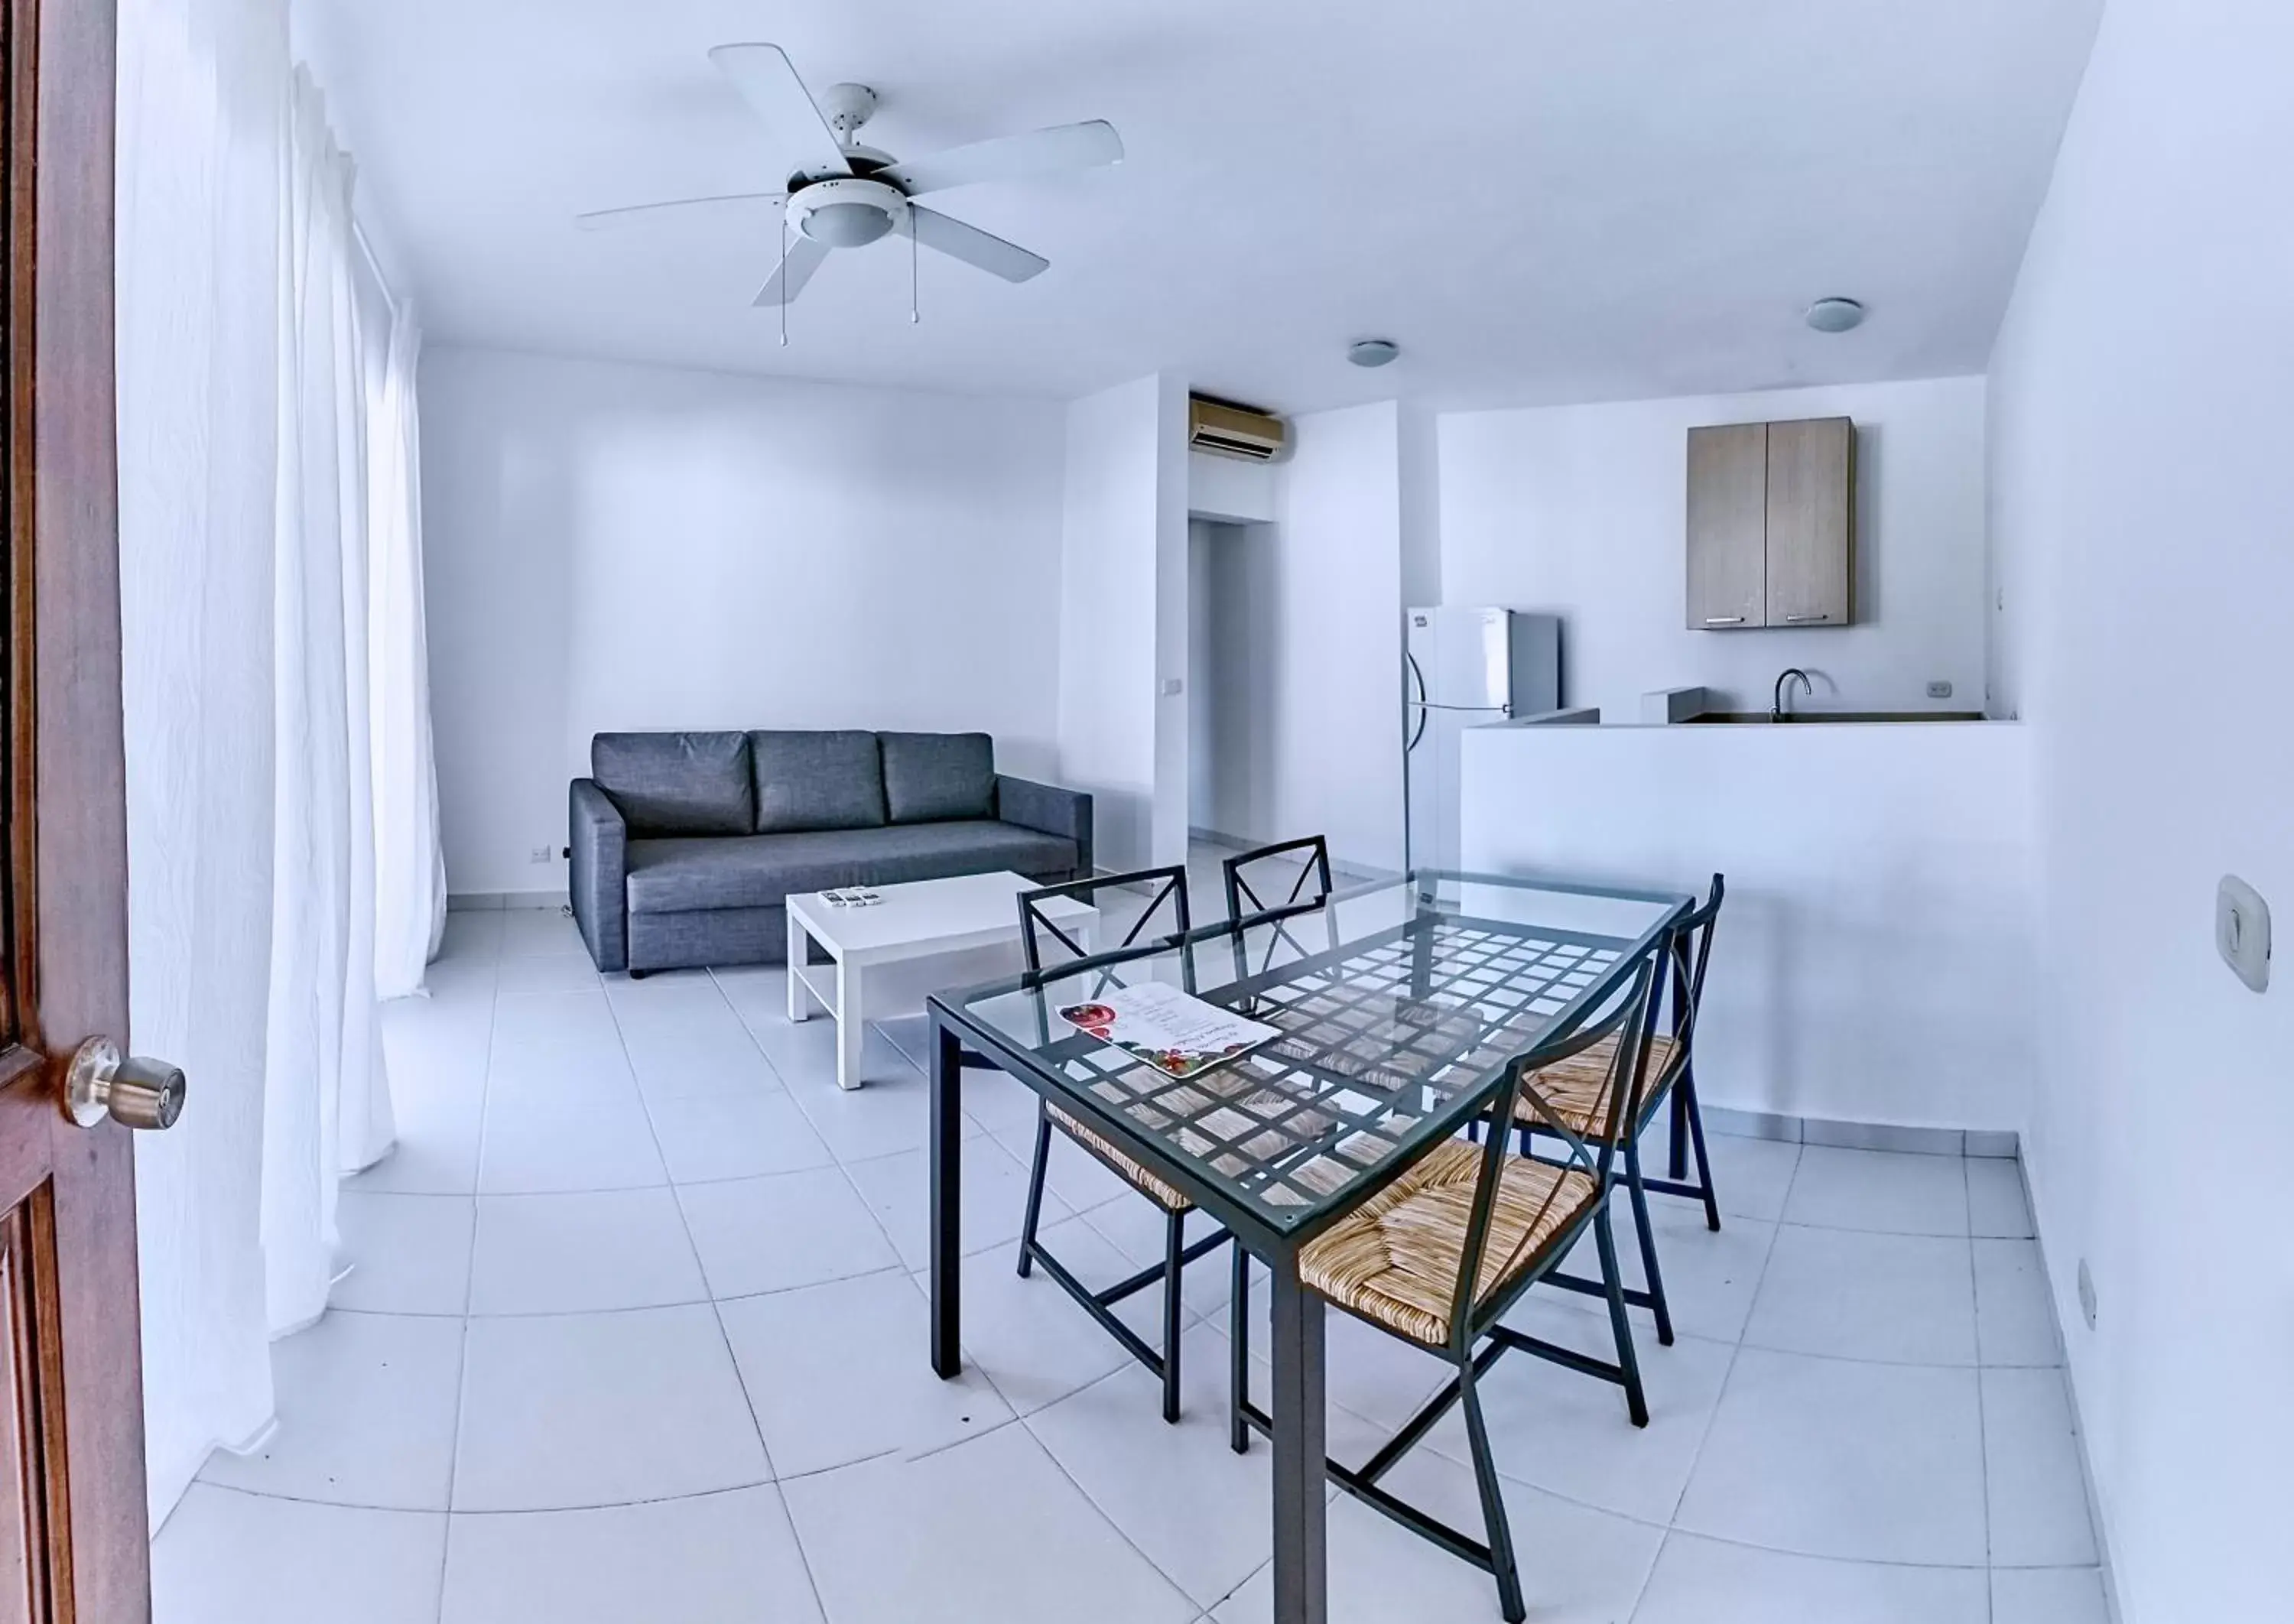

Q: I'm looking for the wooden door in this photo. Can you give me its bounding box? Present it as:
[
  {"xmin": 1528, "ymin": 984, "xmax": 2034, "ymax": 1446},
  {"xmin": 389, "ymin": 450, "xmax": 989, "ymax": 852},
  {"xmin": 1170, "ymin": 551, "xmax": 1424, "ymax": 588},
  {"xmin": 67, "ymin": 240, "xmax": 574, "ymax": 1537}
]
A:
[
  {"xmin": 1685, "ymin": 423, "xmax": 1768, "ymax": 629},
  {"xmin": 2, "ymin": 0, "xmax": 161, "ymax": 1619},
  {"xmin": 1763, "ymin": 416, "xmax": 1855, "ymax": 628}
]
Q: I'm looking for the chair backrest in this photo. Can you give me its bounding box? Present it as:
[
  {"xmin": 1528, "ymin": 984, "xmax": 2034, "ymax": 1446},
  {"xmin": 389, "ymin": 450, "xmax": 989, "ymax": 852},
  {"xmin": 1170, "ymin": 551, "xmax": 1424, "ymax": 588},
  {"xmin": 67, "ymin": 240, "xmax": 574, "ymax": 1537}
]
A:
[
  {"xmin": 1450, "ymin": 947, "xmax": 1662, "ymax": 1344},
  {"xmin": 1017, "ymin": 865, "xmax": 1194, "ymax": 996},
  {"xmin": 1641, "ymin": 873, "xmax": 1725, "ymax": 1109},
  {"xmin": 1222, "ymin": 836, "xmax": 1334, "ymax": 926},
  {"xmin": 1222, "ymin": 836, "xmax": 1337, "ymax": 979}
]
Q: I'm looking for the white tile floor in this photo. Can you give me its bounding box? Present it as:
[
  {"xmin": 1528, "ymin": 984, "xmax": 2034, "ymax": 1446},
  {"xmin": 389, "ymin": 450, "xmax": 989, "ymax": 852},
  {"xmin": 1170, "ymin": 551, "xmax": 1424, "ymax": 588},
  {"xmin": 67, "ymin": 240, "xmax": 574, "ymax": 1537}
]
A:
[{"xmin": 154, "ymin": 886, "xmax": 2110, "ymax": 1623}]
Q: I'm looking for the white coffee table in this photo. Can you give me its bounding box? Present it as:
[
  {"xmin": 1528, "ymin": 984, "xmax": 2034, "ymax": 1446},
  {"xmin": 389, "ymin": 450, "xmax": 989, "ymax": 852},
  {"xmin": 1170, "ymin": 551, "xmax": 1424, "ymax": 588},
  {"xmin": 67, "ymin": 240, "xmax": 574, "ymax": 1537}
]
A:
[{"xmin": 785, "ymin": 870, "xmax": 1097, "ymax": 1090}]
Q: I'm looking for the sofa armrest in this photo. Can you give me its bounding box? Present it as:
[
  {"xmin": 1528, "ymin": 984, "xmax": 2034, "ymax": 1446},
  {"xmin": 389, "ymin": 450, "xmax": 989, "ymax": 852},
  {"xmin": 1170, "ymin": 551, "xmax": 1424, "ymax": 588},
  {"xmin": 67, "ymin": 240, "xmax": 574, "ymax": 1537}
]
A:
[
  {"xmin": 995, "ymin": 775, "xmax": 1093, "ymax": 877},
  {"xmin": 569, "ymin": 778, "xmax": 629, "ymax": 971}
]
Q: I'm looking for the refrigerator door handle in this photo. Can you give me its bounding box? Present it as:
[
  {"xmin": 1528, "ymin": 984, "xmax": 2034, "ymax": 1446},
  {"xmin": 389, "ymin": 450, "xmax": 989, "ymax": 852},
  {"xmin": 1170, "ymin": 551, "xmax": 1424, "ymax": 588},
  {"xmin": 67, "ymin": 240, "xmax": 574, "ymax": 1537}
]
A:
[{"xmin": 1404, "ymin": 652, "xmax": 1429, "ymax": 752}]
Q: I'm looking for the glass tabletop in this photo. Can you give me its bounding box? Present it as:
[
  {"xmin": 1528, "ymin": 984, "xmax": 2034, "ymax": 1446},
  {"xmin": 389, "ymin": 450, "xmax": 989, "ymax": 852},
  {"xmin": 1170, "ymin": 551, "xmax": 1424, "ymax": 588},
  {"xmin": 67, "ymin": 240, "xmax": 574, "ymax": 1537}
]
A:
[{"xmin": 934, "ymin": 870, "xmax": 1691, "ymax": 1237}]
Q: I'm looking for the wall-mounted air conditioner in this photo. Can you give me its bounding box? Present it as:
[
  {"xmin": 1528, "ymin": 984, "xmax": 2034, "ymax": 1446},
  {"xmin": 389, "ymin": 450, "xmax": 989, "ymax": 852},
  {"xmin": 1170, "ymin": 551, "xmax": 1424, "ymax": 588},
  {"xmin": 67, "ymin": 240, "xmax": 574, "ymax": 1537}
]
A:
[{"xmin": 1188, "ymin": 395, "xmax": 1287, "ymax": 462}]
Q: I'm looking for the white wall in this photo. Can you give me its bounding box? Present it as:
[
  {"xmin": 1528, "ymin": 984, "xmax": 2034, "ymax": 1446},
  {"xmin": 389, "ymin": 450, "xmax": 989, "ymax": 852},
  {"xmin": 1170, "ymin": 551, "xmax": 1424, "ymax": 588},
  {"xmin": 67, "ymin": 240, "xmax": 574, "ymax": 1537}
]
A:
[
  {"xmin": 1186, "ymin": 518, "xmax": 1272, "ymax": 843},
  {"xmin": 1439, "ymin": 376, "xmax": 1990, "ymax": 723},
  {"xmin": 1397, "ymin": 401, "xmax": 1441, "ymax": 610},
  {"xmin": 1461, "ymin": 721, "xmax": 2034, "ymax": 1132},
  {"xmin": 420, "ymin": 348, "xmax": 1066, "ymax": 895},
  {"xmin": 1987, "ymin": 4, "xmax": 2294, "ymax": 1619},
  {"xmin": 1187, "ymin": 449, "xmax": 1277, "ymax": 525},
  {"xmin": 1055, "ymin": 374, "xmax": 1188, "ymax": 872},
  {"xmin": 1148, "ymin": 382, "xmax": 1192, "ymax": 869},
  {"xmin": 1261, "ymin": 402, "xmax": 1409, "ymax": 873}
]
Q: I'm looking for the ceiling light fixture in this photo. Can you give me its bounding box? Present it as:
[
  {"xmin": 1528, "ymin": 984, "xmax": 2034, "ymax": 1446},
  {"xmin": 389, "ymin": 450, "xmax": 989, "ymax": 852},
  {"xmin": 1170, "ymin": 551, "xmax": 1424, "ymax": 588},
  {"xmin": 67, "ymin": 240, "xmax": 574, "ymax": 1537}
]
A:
[
  {"xmin": 1347, "ymin": 338, "xmax": 1400, "ymax": 368},
  {"xmin": 1805, "ymin": 297, "xmax": 1866, "ymax": 333}
]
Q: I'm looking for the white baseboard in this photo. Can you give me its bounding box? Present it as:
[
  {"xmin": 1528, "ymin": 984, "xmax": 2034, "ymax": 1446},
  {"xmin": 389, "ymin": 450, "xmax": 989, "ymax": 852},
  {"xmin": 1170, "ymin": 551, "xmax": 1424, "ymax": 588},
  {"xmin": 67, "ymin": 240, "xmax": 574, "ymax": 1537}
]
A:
[
  {"xmin": 1701, "ymin": 1105, "xmax": 2019, "ymax": 1158},
  {"xmin": 449, "ymin": 890, "xmax": 569, "ymax": 912},
  {"xmin": 2019, "ymin": 1156, "xmax": 2125, "ymax": 1624}
]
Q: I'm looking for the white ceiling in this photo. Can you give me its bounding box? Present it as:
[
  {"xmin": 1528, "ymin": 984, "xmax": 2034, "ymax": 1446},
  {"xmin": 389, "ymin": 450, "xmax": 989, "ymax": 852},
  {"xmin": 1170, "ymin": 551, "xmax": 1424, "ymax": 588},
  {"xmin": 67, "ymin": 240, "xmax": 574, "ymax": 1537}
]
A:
[{"xmin": 296, "ymin": 0, "xmax": 2101, "ymax": 414}]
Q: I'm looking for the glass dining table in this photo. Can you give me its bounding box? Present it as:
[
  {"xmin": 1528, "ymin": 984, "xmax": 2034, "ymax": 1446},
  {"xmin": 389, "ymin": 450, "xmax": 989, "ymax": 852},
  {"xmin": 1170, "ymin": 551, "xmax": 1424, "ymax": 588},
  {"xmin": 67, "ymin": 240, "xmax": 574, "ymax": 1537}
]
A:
[{"xmin": 924, "ymin": 868, "xmax": 1691, "ymax": 1624}]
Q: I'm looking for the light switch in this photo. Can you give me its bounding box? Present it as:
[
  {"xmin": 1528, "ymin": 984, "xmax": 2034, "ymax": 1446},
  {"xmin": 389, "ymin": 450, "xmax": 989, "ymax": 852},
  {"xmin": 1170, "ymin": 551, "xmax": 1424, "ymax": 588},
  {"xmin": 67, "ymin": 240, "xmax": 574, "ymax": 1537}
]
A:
[
  {"xmin": 1160, "ymin": 677, "xmax": 1184, "ymax": 697},
  {"xmin": 2217, "ymin": 875, "xmax": 2270, "ymax": 992}
]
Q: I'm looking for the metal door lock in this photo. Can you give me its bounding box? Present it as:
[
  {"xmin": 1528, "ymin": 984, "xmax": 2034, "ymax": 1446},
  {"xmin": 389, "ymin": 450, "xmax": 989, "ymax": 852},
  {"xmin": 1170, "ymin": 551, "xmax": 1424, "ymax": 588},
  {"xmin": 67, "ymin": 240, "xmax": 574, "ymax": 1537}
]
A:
[{"xmin": 64, "ymin": 1037, "xmax": 186, "ymax": 1131}]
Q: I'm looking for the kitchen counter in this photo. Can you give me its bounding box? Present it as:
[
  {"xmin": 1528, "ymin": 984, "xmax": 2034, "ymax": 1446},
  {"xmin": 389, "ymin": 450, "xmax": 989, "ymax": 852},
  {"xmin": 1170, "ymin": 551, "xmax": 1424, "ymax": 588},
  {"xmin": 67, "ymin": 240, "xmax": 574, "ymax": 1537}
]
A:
[
  {"xmin": 1677, "ymin": 710, "xmax": 1989, "ymax": 724},
  {"xmin": 1458, "ymin": 716, "xmax": 2034, "ymax": 1134}
]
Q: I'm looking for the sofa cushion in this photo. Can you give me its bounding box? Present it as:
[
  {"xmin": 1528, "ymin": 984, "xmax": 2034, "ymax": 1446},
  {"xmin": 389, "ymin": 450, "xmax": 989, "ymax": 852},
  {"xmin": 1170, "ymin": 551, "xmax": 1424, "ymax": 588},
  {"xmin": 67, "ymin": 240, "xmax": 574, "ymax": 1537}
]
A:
[
  {"xmin": 625, "ymin": 820, "xmax": 1078, "ymax": 915},
  {"xmin": 592, "ymin": 732, "xmax": 754, "ymax": 836},
  {"xmin": 880, "ymin": 732, "xmax": 996, "ymax": 824},
  {"xmin": 749, "ymin": 729, "xmax": 886, "ymax": 833}
]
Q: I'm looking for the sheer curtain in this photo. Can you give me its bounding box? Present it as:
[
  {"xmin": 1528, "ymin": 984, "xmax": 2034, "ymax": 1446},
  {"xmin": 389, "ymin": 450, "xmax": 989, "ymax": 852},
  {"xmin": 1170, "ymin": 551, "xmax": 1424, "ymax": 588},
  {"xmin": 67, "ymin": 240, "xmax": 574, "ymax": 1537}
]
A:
[
  {"xmin": 117, "ymin": 0, "xmax": 290, "ymax": 1522},
  {"xmin": 369, "ymin": 295, "xmax": 448, "ymax": 999},
  {"xmin": 119, "ymin": 4, "xmax": 437, "ymax": 1519},
  {"xmin": 262, "ymin": 64, "xmax": 392, "ymax": 1333}
]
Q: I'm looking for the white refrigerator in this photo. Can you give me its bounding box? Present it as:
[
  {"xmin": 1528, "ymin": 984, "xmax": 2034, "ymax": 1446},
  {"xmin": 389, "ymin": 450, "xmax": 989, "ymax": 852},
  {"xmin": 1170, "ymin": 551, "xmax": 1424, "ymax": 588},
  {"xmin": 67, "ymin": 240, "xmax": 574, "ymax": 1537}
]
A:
[{"xmin": 1403, "ymin": 608, "xmax": 1563, "ymax": 873}]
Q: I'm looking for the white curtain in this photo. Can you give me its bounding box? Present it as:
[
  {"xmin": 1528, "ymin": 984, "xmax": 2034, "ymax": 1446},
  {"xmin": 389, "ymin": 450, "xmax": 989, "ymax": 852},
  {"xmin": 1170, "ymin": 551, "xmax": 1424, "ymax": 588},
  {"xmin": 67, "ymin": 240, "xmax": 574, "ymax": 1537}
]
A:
[
  {"xmin": 119, "ymin": 3, "xmax": 437, "ymax": 1518},
  {"xmin": 118, "ymin": 0, "xmax": 291, "ymax": 1522},
  {"xmin": 369, "ymin": 297, "xmax": 448, "ymax": 998},
  {"xmin": 262, "ymin": 65, "xmax": 394, "ymax": 1333}
]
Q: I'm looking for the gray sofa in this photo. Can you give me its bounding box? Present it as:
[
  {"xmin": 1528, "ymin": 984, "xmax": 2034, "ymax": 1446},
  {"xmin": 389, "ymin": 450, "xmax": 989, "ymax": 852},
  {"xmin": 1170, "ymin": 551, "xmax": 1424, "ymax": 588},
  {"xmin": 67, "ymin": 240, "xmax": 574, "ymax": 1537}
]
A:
[{"xmin": 569, "ymin": 729, "xmax": 1092, "ymax": 976}]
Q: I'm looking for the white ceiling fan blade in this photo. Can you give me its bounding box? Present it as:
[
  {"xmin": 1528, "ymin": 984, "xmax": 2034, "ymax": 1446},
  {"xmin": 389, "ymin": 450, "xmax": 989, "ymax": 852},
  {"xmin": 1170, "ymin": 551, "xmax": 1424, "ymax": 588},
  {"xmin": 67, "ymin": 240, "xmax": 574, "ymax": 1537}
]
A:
[
  {"xmin": 575, "ymin": 191, "xmax": 788, "ymax": 232},
  {"xmin": 908, "ymin": 207, "xmax": 1048, "ymax": 282},
  {"xmin": 752, "ymin": 235, "xmax": 831, "ymax": 307},
  {"xmin": 707, "ymin": 43, "xmax": 850, "ymax": 177},
  {"xmin": 882, "ymin": 120, "xmax": 1123, "ymax": 197}
]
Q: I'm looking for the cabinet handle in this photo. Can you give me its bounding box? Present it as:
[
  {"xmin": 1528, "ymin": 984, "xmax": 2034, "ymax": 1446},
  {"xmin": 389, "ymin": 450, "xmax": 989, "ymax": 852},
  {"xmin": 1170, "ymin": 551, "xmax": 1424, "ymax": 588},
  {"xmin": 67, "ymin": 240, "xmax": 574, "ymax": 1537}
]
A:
[
  {"xmin": 1785, "ymin": 613, "xmax": 1831, "ymax": 624},
  {"xmin": 1702, "ymin": 616, "xmax": 1746, "ymax": 626}
]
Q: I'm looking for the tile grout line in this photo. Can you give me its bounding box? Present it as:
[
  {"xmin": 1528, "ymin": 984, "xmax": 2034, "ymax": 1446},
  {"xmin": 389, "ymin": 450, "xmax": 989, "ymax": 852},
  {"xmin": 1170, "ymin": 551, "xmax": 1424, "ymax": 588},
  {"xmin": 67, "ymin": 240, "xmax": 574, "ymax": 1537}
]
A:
[
  {"xmin": 1624, "ymin": 1135, "xmax": 1802, "ymax": 1622},
  {"xmin": 707, "ymin": 961, "xmax": 1172, "ymax": 1618},
  {"xmin": 596, "ymin": 976, "xmax": 788, "ymax": 1474},
  {"xmin": 434, "ymin": 925, "xmax": 502, "ymax": 1608},
  {"xmin": 603, "ymin": 971, "xmax": 841, "ymax": 1617},
  {"xmin": 1011, "ymin": 1401, "xmax": 1211, "ymax": 1619},
  {"xmin": 690, "ymin": 964, "xmax": 842, "ymax": 1624},
  {"xmin": 1968, "ymin": 1151, "xmax": 1996, "ymax": 1623},
  {"xmin": 720, "ymin": 960, "xmax": 1217, "ymax": 1613}
]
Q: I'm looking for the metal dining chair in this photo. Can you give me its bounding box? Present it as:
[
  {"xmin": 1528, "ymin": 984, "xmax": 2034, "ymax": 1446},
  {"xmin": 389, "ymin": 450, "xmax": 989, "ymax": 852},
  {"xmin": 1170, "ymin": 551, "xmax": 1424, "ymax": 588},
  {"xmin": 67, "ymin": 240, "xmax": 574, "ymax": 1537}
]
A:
[
  {"xmin": 1012, "ymin": 866, "xmax": 1233, "ymax": 1422},
  {"xmin": 1509, "ymin": 873, "xmax": 1726, "ymax": 1346},
  {"xmin": 1214, "ymin": 834, "xmax": 1337, "ymax": 1443},
  {"xmin": 1220, "ymin": 835, "xmax": 1335, "ymax": 937},
  {"xmin": 1228, "ymin": 951, "xmax": 1666, "ymax": 1623}
]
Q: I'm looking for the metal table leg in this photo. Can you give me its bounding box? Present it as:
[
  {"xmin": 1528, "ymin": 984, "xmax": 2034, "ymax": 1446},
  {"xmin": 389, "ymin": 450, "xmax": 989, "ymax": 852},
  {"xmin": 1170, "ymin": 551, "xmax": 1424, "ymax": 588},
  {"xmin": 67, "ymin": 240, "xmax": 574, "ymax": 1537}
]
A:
[
  {"xmin": 1268, "ymin": 1254, "xmax": 1329, "ymax": 1624},
  {"xmin": 930, "ymin": 1015, "xmax": 963, "ymax": 1378}
]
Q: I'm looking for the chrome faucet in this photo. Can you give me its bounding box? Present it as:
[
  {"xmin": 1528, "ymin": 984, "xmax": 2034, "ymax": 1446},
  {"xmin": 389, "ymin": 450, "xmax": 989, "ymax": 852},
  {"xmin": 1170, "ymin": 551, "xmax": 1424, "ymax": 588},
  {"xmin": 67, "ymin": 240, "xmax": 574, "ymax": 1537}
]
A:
[{"xmin": 1772, "ymin": 668, "xmax": 1813, "ymax": 722}]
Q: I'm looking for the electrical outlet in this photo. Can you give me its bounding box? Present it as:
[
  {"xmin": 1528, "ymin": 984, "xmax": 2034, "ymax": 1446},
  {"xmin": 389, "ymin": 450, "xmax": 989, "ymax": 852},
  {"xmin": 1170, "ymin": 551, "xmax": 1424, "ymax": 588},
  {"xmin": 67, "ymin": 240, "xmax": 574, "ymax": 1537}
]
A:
[
  {"xmin": 529, "ymin": 846, "xmax": 554, "ymax": 865},
  {"xmin": 2076, "ymin": 1258, "xmax": 2098, "ymax": 1330},
  {"xmin": 1926, "ymin": 680, "xmax": 1954, "ymax": 700}
]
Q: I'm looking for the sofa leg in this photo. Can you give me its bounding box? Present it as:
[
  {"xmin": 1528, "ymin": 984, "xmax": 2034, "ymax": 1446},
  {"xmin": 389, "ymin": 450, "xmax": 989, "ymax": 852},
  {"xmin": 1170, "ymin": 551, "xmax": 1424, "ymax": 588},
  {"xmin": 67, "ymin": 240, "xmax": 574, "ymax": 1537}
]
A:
[{"xmin": 629, "ymin": 969, "xmax": 648, "ymax": 981}]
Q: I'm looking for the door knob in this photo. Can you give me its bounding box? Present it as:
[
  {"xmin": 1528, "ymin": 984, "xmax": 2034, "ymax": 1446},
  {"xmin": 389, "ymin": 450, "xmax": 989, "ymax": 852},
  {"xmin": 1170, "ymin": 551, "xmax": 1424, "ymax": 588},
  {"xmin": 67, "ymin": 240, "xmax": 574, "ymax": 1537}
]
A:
[{"xmin": 64, "ymin": 1037, "xmax": 186, "ymax": 1131}]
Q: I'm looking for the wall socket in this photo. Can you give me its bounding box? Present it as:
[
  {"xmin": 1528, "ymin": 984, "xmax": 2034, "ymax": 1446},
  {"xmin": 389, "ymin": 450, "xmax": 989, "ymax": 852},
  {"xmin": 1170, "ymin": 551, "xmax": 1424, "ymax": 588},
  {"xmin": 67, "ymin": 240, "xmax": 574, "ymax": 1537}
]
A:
[
  {"xmin": 2076, "ymin": 1257, "xmax": 2098, "ymax": 1331},
  {"xmin": 529, "ymin": 846, "xmax": 554, "ymax": 865},
  {"xmin": 1926, "ymin": 680, "xmax": 1954, "ymax": 700}
]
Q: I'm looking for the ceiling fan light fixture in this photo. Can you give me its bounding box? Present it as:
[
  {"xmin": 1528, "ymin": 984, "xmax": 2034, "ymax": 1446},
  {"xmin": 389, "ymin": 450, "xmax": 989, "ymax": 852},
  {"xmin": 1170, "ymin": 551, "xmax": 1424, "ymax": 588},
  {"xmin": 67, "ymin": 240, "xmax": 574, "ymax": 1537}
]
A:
[
  {"xmin": 1347, "ymin": 338, "xmax": 1400, "ymax": 368},
  {"xmin": 806, "ymin": 200, "xmax": 895, "ymax": 248},
  {"xmin": 1805, "ymin": 297, "xmax": 1866, "ymax": 333}
]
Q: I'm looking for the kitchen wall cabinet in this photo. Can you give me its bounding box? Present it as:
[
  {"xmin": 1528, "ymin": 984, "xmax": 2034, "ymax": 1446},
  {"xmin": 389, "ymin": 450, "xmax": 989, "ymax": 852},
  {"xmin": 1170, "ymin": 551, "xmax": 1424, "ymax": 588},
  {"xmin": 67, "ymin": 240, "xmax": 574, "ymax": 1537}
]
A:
[
  {"xmin": 1685, "ymin": 415, "xmax": 1855, "ymax": 628},
  {"xmin": 1685, "ymin": 423, "xmax": 1768, "ymax": 629}
]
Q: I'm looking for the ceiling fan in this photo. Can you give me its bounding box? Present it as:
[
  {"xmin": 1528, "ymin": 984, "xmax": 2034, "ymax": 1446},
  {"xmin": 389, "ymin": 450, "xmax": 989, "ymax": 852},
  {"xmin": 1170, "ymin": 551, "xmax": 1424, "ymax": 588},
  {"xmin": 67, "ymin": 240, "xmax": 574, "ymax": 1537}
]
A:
[{"xmin": 577, "ymin": 44, "xmax": 1124, "ymax": 313}]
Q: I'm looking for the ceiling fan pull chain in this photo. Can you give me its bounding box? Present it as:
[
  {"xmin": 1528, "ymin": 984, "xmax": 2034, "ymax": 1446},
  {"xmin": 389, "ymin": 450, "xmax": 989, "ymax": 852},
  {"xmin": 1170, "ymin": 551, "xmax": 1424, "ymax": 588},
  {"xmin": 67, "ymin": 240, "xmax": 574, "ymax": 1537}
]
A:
[
  {"xmin": 911, "ymin": 209, "xmax": 920, "ymax": 325},
  {"xmin": 778, "ymin": 203, "xmax": 790, "ymax": 347}
]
